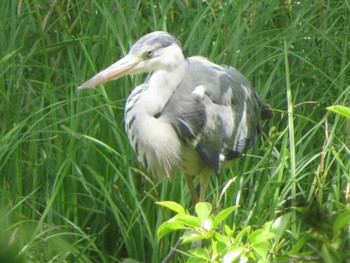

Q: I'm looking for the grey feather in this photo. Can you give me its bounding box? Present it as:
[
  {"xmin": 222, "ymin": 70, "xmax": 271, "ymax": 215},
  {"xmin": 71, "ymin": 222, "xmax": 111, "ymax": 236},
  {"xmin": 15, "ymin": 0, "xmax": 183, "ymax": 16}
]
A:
[{"xmin": 157, "ymin": 56, "xmax": 271, "ymax": 172}]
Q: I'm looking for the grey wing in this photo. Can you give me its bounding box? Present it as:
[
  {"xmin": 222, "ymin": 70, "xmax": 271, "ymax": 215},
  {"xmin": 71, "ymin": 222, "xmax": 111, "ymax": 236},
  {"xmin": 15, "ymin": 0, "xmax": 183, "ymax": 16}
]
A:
[{"xmin": 164, "ymin": 57, "xmax": 272, "ymax": 172}]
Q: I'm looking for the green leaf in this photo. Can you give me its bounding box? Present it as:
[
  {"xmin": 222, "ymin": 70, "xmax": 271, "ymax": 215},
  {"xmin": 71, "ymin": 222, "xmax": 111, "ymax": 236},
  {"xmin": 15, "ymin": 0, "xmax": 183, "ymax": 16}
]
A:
[
  {"xmin": 252, "ymin": 241, "xmax": 271, "ymax": 258},
  {"xmin": 212, "ymin": 239, "xmax": 227, "ymax": 259},
  {"xmin": 271, "ymin": 213, "xmax": 291, "ymax": 244},
  {"xmin": 263, "ymin": 220, "xmax": 273, "ymax": 231},
  {"xmin": 195, "ymin": 202, "xmax": 212, "ymax": 224},
  {"xmin": 189, "ymin": 247, "xmax": 211, "ymax": 260},
  {"xmin": 235, "ymin": 225, "xmax": 251, "ymax": 243},
  {"xmin": 185, "ymin": 257, "xmax": 201, "ymax": 263},
  {"xmin": 121, "ymin": 259, "xmax": 140, "ymax": 263},
  {"xmin": 321, "ymin": 243, "xmax": 341, "ymax": 262},
  {"xmin": 222, "ymin": 248, "xmax": 244, "ymax": 263},
  {"xmin": 181, "ymin": 230, "xmax": 207, "ymax": 244},
  {"xmin": 156, "ymin": 201, "xmax": 186, "ymax": 215},
  {"xmin": 290, "ymin": 235, "xmax": 310, "ymax": 254},
  {"xmin": 327, "ymin": 105, "xmax": 350, "ymax": 118},
  {"xmin": 224, "ymin": 225, "xmax": 233, "ymax": 237},
  {"xmin": 249, "ymin": 229, "xmax": 275, "ymax": 244},
  {"xmin": 333, "ymin": 209, "xmax": 350, "ymax": 234},
  {"xmin": 175, "ymin": 214, "xmax": 201, "ymax": 228},
  {"xmin": 213, "ymin": 206, "xmax": 237, "ymax": 227},
  {"xmin": 157, "ymin": 220, "xmax": 186, "ymax": 241},
  {"xmin": 214, "ymin": 232, "xmax": 231, "ymax": 244}
]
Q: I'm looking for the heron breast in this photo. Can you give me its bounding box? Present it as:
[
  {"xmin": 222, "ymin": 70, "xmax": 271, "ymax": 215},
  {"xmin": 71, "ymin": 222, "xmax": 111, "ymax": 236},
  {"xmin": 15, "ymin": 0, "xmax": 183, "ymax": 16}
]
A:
[{"xmin": 126, "ymin": 113, "xmax": 182, "ymax": 179}]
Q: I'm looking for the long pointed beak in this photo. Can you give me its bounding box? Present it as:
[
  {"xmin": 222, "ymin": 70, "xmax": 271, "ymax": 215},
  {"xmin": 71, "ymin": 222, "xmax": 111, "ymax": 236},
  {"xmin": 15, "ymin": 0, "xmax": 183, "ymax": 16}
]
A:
[{"xmin": 78, "ymin": 54, "xmax": 140, "ymax": 90}]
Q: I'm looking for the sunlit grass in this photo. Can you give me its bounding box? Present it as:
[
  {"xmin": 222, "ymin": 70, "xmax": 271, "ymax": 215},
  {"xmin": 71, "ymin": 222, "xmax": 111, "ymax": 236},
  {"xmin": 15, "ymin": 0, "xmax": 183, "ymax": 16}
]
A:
[{"xmin": 1, "ymin": 1, "xmax": 349, "ymax": 262}]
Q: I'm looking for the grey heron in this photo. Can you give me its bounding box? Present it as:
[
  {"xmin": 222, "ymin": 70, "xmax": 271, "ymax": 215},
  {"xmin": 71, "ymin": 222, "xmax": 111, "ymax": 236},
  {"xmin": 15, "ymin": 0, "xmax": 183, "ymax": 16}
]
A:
[{"xmin": 78, "ymin": 31, "xmax": 273, "ymax": 204}]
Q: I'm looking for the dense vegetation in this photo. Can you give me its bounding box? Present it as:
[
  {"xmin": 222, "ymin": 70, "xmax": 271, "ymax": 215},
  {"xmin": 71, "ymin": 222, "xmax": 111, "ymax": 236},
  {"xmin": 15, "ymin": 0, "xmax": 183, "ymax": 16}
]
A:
[{"xmin": 1, "ymin": 1, "xmax": 349, "ymax": 262}]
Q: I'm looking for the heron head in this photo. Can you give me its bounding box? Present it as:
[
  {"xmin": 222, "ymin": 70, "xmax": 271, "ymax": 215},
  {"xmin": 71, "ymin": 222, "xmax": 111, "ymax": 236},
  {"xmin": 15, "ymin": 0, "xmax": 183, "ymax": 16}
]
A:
[{"xmin": 78, "ymin": 31, "xmax": 185, "ymax": 90}]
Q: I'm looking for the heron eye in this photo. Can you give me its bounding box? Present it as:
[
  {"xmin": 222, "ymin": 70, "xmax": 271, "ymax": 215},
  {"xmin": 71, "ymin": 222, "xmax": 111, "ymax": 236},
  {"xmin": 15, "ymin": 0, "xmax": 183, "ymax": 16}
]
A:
[{"xmin": 146, "ymin": 50, "xmax": 154, "ymax": 57}]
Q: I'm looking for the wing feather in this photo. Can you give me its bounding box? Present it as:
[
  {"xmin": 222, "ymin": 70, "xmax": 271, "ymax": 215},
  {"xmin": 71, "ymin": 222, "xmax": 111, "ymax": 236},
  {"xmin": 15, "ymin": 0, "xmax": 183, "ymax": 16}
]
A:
[{"xmin": 162, "ymin": 57, "xmax": 272, "ymax": 172}]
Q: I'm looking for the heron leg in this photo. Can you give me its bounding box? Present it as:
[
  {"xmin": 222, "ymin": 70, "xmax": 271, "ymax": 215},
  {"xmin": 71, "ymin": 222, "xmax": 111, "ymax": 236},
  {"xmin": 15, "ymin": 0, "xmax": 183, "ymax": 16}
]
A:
[
  {"xmin": 199, "ymin": 168, "xmax": 211, "ymax": 202},
  {"xmin": 184, "ymin": 173, "xmax": 199, "ymax": 205}
]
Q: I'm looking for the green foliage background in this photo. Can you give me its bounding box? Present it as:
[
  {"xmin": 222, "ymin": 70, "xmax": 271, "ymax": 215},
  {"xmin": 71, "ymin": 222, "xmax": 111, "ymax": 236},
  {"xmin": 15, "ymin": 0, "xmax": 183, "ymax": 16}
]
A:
[{"xmin": 0, "ymin": 0, "xmax": 349, "ymax": 262}]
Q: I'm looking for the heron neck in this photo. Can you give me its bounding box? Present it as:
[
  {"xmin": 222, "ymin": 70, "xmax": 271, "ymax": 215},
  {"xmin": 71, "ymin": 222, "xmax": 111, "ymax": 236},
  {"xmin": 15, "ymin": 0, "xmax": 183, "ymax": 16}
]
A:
[
  {"xmin": 135, "ymin": 59, "xmax": 188, "ymax": 117},
  {"xmin": 124, "ymin": 59, "xmax": 188, "ymax": 178}
]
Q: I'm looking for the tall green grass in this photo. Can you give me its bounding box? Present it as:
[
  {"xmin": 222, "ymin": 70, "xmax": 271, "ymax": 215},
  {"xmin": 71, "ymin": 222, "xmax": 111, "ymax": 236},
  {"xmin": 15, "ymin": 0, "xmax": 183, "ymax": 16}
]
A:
[{"xmin": 0, "ymin": 1, "xmax": 349, "ymax": 262}]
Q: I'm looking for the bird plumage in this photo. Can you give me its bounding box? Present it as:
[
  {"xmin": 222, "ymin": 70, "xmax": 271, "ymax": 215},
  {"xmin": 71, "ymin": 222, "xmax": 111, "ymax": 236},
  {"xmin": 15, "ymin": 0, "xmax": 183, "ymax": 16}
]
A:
[{"xmin": 78, "ymin": 31, "xmax": 273, "ymax": 203}]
